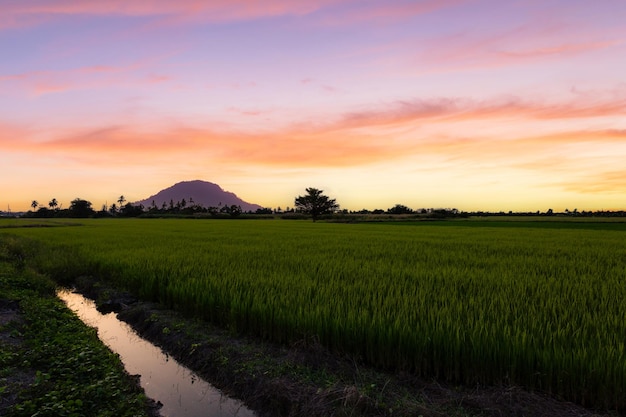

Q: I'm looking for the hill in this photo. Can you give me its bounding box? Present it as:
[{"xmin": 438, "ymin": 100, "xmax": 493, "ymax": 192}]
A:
[{"xmin": 134, "ymin": 180, "xmax": 263, "ymax": 212}]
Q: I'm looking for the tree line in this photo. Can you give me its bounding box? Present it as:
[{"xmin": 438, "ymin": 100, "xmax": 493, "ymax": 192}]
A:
[
  {"xmin": 15, "ymin": 188, "xmax": 626, "ymax": 220},
  {"xmin": 22, "ymin": 196, "xmax": 249, "ymax": 219}
]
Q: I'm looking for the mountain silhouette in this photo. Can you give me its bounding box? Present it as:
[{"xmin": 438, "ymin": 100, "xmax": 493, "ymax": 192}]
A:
[{"xmin": 135, "ymin": 180, "xmax": 263, "ymax": 212}]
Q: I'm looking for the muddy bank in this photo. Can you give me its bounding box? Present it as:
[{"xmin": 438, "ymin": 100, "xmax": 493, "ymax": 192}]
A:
[
  {"xmin": 74, "ymin": 276, "xmax": 612, "ymax": 417},
  {"xmin": 0, "ymin": 279, "xmax": 159, "ymax": 417},
  {"xmin": 59, "ymin": 290, "xmax": 257, "ymax": 417}
]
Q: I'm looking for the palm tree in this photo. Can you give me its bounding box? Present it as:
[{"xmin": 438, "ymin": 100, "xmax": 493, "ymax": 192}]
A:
[
  {"xmin": 117, "ymin": 195, "xmax": 126, "ymax": 208},
  {"xmin": 48, "ymin": 198, "xmax": 58, "ymax": 211},
  {"xmin": 31, "ymin": 200, "xmax": 39, "ymax": 211}
]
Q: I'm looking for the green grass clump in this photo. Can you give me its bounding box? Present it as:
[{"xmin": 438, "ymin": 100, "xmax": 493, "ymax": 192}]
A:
[
  {"xmin": 0, "ymin": 235, "xmax": 151, "ymax": 417},
  {"xmin": 4, "ymin": 218, "xmax": 626, "ymax": 411}
]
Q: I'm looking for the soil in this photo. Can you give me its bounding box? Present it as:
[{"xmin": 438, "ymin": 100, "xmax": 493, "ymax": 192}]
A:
[
  {"xmin": 0, "ymin": 300, "xmax": 35, "ymax": 416},
  {"xmin": 0, "ymin": 295, "xmax": 161, "ymax": 417},
  {"xmin": 74, "ymin": 277, "xmax": 616, "ymax": 417}
]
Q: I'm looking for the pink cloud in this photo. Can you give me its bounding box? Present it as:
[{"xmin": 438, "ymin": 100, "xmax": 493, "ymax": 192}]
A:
[
  {"xmin": 299, "ymin": 78, "xmax": 341, "ymax": 94},
  {"xmin": 497, "ymin": 39, "xmax": 622, "ymax": 59},
  {"xmin": 0, "ymin": 0, "xmax": 485, "ymax": 34},
  {"xmin": 317, "ymin": 0, "xmax": 467, "ymax": 26},
  {"xmin": 147, "ymin": 74, "xmax": 171, "ymax": 84},
  {"xmin": 227, "ymin": 107, "xmax": 270, "ymax": 117},
  {"xmin": 0, "ymin": 64, "xmax": 172, "ymax": 96},
  {"xmin": 0, "ymin": 0, "xmax": 348, "ymax": 30},
  {"xmin": 0, "ymin": 123, "xmax": 36, "ymax": 151},
  {"xmin": 2, "ymin": 93, "xmax": 625, "ymax": 176},
  {"xmin": 414, "ymin": 20, "xmax": 625, "ymax": 73},
  {"xmin": 335, "ymin": 93, "xmax": 626, "ymax": 129}
]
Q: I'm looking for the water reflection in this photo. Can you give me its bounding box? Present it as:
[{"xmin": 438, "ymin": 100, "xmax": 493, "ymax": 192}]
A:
[{"xmin": 58, "ymin": 290, "xmax": 256, "ymax": 417}]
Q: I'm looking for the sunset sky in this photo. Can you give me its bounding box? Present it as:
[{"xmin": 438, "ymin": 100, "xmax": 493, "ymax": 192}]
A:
[{"xmin": 2, "ymin": 0, "xmax": 625, "ymax": 213}]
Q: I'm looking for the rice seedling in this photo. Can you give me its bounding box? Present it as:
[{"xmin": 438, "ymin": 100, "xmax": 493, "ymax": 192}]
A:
[{"xmin": 4, "ymin": 218, "xmax": 626, "ymax": 410}]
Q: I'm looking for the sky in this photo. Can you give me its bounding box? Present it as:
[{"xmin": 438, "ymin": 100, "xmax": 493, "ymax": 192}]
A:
[{"xmin": 1, "ymin": 0, "xmax": 625, "ymax": 213}]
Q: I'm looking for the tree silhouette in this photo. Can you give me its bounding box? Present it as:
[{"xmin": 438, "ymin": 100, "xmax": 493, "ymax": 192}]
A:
[
  {"xmin": 31, "ymin": 200, "xmax": 39, "ymax": 211},
  {"xmin": 48, "ymin": 198, "xmax": 58, "ymax": 211},
  {"xmin": 294, "ymin": 187, "xmax": 339, "ymax": 221},
  {"xmin": 387, "ymin": 204, "xmax": 413, "ymax": 214},
  {"xmin": 69, "ymin": 198, "xmax": 95, "ymax": 218},
  {"xmin": 117, "ymin": 195, "xmax": 126, "ymax": 208}
]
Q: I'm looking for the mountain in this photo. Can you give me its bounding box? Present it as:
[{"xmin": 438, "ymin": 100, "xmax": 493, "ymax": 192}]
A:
[{"xmin": 134, "ymin": 180, "xmax": 263, "ymax": 212}]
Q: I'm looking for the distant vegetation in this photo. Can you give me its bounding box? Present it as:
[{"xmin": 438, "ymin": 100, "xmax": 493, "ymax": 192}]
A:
[
  {"xmin": 8, "ymin": 189, "xmax": 626, "ymax": 220},
  {"xmin": 14, "ymin": 200, "xmax": 626, "ymax": 220}
]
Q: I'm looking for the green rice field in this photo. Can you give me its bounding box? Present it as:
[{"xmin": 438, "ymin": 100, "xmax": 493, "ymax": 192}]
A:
[{"xmin": 2, "ymin": 218, "xmax": 626, "ymax": 410}]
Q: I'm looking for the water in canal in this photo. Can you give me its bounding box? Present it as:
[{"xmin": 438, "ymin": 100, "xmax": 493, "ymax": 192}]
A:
[{"xmin": 58, "ymin": 290, "xmax": 257, "ymax": 417}]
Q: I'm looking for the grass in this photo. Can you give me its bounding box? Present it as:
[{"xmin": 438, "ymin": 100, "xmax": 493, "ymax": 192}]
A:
[
  {"xmin": 0, "ymin": 235, "xmax": 154, "ymax": 417},
  {"xmin": 2, "ymin": 217, "xmax": 625, "ymax": 411}
]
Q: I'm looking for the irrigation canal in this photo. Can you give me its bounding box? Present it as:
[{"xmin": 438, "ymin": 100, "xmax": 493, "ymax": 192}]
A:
[{"xmin": 58, "ymin": 290, "xmax": 256, "ymax": 417}]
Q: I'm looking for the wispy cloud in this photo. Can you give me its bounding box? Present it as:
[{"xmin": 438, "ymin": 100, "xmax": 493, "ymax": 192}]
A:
[
  {"xmin": 23, "ymin": 124, "xmax": 415, "ymax": 168},
  {"xmin": 299, "ymin": 78, "xmax": 342, "ymax": 94},
  {"xmin": 228, "ymin": 107, "xmax": 270, "ymax": 117},
  {"xmin": 335, "ymin": 93, "xmax": 626, "ymax": 129},
  {"xmin": 559, "ymin": 170, "xmax": 626, "ymax": 194},
  {"xmin": 497, "ymin": 39, "xmax": 622, "ymax": 59},
  {"xmin": 414, "ymin": 19, "xmax": 625, "ymax": 72},
  {"xmin": 0, "ymin": 63, "xmax": 172, "ymax": 96},
  {"xmin": 0, "ymin": 122, "xmax": 35, "ymax": 151},
  {"xmin": 0, "ymin": 0, "xmax": 345, "ymax": 30},
  {"xmin": 316, "ymin": 0, "xmax": 467, "ymax": 26},
  {"xmin": 3, "ymin": 93, "xmax": 625, "ymax": 173},
  {"xmin": 0, "ymin": 0, "xmax": 477, "ymax": 28}
]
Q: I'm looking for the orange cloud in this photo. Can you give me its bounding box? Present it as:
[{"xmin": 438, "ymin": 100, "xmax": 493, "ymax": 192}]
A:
[
  {"xmin": 7, "ymin": 120, "xmax": 625, "ymax": 174},
  {"xmin": 2, "ymin": 95, "xmax": 625, "ymax": 183},
  {"xmin": 427, "ymin": 129, "xmax": 626, "ymax": 156},
  {"xmin": 559, "ymin": 170, "xmax": 626, "ymax": 194},
  {"xmin": 25, "ymin": 123, "xmax": 417, "ymax": 168}
]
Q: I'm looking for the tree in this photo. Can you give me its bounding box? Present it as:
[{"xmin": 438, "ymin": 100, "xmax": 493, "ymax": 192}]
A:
[
  {"xmin": 69, "ymin": 198, "xmax": 95, "ymax": 218},
  {"xmin": 117, "ymin": 195, "xmax": 126, "ymax": 208},
  {"xmin": 31, "ymin": 200, "xmax": 39, "ymax": 211},
  {"xmin": 387, "ymin": 204, "xmax": 413, "ymax": 214},
  {"xmin": 120, "ymin": 202, "xmax": 144, "ymax": 217},
  {"xmin": 294, "ymin": 187, "xmax": 339, "ymax": 221},
  {"xmin": 228, "ymin": 204, "xmax": 242, "ymax": 217},
  {"xmin": 48, "ymin": 198, "xmax": 58, "ymax": 211}
]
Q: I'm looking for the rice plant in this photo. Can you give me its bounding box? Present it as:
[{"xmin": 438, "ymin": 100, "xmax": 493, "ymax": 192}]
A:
[{"xmin": 5, "ymin": 218, "xmax": 626, "ymax": 410}]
